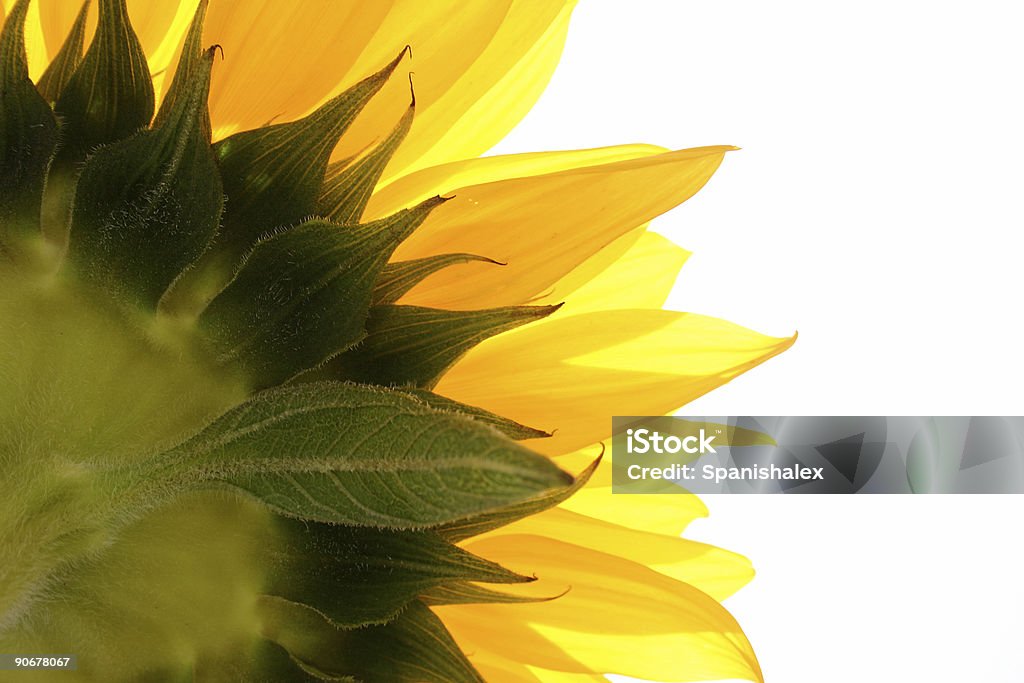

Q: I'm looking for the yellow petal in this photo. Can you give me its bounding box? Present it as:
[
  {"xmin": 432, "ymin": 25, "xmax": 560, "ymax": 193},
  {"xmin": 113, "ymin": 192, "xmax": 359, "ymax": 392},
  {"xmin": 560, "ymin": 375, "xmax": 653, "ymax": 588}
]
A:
[
  {"xmin": 385, "ymin": 0, "xmax": 577, "ymax": 182},
  {"xmin": 435, "ymin": 309, "xmax": 796, "ymax": 455},
  {"xmin": 475, "ymin": 507, "xmax": 754, "ymax": 602},
  {"xmin": 440, "ymin": 535, "xmax": 763, "ymax": 682},
  {"xmin": 327, "ymin": 0, "xmax": 576, "ymax": 183},
  {"xmin": 201, "ymin": 1, "xmax": 394, "ymax": 139},
  {"xmin": 367, "ymin": 144, "xmax": 665, "ymax": 217},
  {"xmin": 555, "ymin": 449, "xmax": 711, "ymax": 538},
  {"xmin": 538, "ymin": 230, "xmax": 690, "ymax": 313},
  {"xmin": 369, "ymin": 146, "xmax": 731, "ymax": 310},
  {"xmin": 525, "ymin": 669, "xmax": 606, "ymax": 683}
]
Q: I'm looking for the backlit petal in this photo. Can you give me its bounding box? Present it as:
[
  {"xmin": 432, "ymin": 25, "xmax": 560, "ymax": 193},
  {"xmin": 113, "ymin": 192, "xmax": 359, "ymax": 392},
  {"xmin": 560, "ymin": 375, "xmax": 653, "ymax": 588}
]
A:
[
  {"xmin": 436, "ymin": 309, "xmax": 796, "ymax": 455},
  {"xmin": 475, "ymin": 508, "xmax": 754, "ymax": 601},
  {"xmin": 555, "ymin": 450, "xmax": 711, "ymax": 537},
  {"xmin": 369, "ymin": 146, "xmax": 731, "ymax": 310},
  {"xmin": 201, "ymin": 1, "xmax": 394, "ymax": 139},
  {"xmin": 329, "ymin": 0, "xmax": 575, "ymax": 184},
  {"xmin": 367, "ymin": 144, "xmax": 665, "ymax": 217},
  {"xmin": 539, "ymin": 230, "xmax": 690, "ymax": 313},
  {"xmin": 439, "ymin": 536, "xmax": 763, "ymax": 681}
]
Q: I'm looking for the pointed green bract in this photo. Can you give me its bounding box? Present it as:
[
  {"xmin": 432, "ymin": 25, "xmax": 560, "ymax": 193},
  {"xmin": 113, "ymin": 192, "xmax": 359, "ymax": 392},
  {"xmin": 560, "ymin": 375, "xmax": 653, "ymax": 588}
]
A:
[
  {"xmin": 200, "ymin": 637, "xmax": 347, "ymax": 683},
  {"xmin": 199, "ymin": 198, "xmax": 444, "ymax": 387},
  {"xmin": 439, "ymin": 455, "xmax": 602, "ymax": 542},
  {"xmin": 210, "ymin": 47, "xmax": 410, "ymax": 260},
  {"xmin": 420, "ymin": 581, "xmax": 557, "ymax": 607},
  {"xmin": 261, "ymin": 599, "xmax": 484, "ymax": 683},
  {"xmin": 153, "ymin": 0, "xmax": 210, "ymax": 133},
  {"xmin": 397, "ymin": 388, "xmax": 551, "ymax": 440},
  {"xmin": 319, "ymin": 102, "xmax": 415, "ymax": 225},
  {"xmin": 156, "ymin": 382, "xmax": 573, "ymax": 529},
  {"xmin": 0, "ymin": 0, "xmax": 59, "ymax": 246},
  {"xmin": 54, "ymin": 0, "xmax": 155, "ymax": 161},
  {"xmin": 36, "ymin": 0, "xmax": 90, "ymax": 104},
  {"xmin": 66, "ymin": 48, "xmax": 221, "ymax": 309},
  {"xmin": 330, "ymin": 303, "xmax": 561, "ymax": 389},
  {"xmin": 267, "ymin": 519, "xmax": 530, "ymax": 629},
  {"xmin": 373, "ymin": 252, "xmax": 502, "ymax": 305}
]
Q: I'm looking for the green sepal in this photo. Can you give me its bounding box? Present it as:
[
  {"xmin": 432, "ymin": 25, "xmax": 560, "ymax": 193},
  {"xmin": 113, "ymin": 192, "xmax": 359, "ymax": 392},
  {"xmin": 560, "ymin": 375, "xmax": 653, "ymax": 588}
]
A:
[
  {"xmin": 210, "ymin": 47, "xmax": 409, "ymax": 260},
  {"xmin": 66, "ymin": 48, "xmax": 221, "ymax": 309},
  {"xmin": 36, "ymin": 0, "xmax": 90, "ymax": 104},
  {"xmin": 318, "ymin": 100, "xmax": 414, "ymax": 225},
  {"xmin": 373, "ymin": 253, "xmax": 502, "ymax": 305},
  {"xmin": 439, "ymin": 454, "xmax": 601, "ymax": 542},
  {"xmin": 420, "ymin": 581, "xmax": 563, "ymax": 607},
  {"xmin": 0, "ymin": 0, "xmax": 59, "ymax": 243},
  {"xmin": 155, "ymin": 382, "xmax": 573, "ymax": 529},
  {"xmin": 152, "ymin": 0, "xmax": 209, "ymax": 134},
  {"xmin": 199, "ymin": 197, "xmax": 445, "ymax": 388},
  {"xmin": 397, "ymin": 388, "xmax": 551, "ymax": 441},
  {"xmin": 260, "ymin": 598, "xmax": 483, "ymax": 683},
  {"xmin": 198, "ymin": 638, "xmax": 349, "ymax": 683},
  {"xmin": 54, "ymin": 0, "xmax": 155, "ymax": 161},
  {"xmin": 267, "ymin": 518, "xmax": 531, "ymax": 629},
  {"xmin": 329, "ymin": 303, "xmax": 561, "ymax": 390}
]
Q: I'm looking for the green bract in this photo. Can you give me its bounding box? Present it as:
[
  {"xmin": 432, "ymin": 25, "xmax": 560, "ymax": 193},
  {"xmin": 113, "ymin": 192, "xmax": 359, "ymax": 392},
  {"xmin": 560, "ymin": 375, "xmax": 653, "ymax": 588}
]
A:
[{"xmin": 0, "ymin": 1, "xmax": 585, "ymax": 680}]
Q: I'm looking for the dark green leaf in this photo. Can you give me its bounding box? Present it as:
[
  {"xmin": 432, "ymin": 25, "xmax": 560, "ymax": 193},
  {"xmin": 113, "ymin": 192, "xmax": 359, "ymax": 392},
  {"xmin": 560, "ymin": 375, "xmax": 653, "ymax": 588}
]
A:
[
  {"xmin": 439, "ymin": 453, "xmax": 601, "ymax": 542},
  {"xmin": 199, "ymin": 197, "xmax": 445, "ymax": 388},
  {"xmin": 329, "ymin": 303, "xmax": 560, "ymax": 390},
  {"xmin": 267, "ymin": 518, "xmax": 530, "ymax": 628},
  {"xmin": 397, "ymin": 388, "xmax": 551, "ymax": 441},
  {"xmin": 372, "ymin": 253, "xmax": 502, "ymax": 306},
  {"xmin": 210, "ymin": 47, "xmax": 409, "ymax": 260},
  {"xmin": 158, "ymin": 382, "xmax": 573, "ymax": 529},
  {"xmin": 54, "ymin": 0, "xmax": 155, "ymax": 160},
  {"xmin": 66, "ymin": 48, "xmax": 221, "ymax": 309},
  {"xmin": 261, "ymin": 598, "xmax": 483, "ymax": 683},
  {"xmin": 0, "ymin": 0, "xmax": 59, "ymax": 244},
  {"xmin": 318, "ymin": 99, "xmax": 414, "ymax": 225}
]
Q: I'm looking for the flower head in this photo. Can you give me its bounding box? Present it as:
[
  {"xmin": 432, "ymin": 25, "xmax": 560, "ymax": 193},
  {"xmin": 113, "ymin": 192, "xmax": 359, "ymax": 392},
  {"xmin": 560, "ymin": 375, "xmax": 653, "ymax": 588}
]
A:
[{"xmin": 0, "ymin": 1, "xmax": 792, "ymax": 681}]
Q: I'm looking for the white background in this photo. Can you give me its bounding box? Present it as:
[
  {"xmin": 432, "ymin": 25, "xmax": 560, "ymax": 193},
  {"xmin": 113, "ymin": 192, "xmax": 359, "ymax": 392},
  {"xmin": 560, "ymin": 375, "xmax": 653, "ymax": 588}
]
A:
[{"xmin": 490, "ymin": 1, "xmax": 1024, "ymax": 681}]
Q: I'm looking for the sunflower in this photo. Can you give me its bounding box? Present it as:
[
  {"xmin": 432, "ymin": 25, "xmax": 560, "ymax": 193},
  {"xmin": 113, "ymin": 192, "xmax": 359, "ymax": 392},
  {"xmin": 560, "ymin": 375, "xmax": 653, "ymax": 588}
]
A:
[{"xmin": 0, "ymin": 1, "xmax": 793, "ymax": 681}]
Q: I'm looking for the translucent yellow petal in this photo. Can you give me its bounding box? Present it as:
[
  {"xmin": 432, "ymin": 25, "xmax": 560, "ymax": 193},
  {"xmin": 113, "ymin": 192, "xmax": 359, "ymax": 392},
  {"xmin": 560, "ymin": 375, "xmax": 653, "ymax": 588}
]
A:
[
  {"xmin": 201, "ymin": 1, "xmax": 394, "ymax": 139},
  {"xmin": 326, "ymin": 0, "xmax": 574, "ymax": 183},
  {"xmin": 371, "ymin": 147, "xmax": 731, "ymax": 310},
  {"xmin": 525, "ymin": 668, "xmax": 606, "ymax": 683},
  {"xmin": 555, "ymin": 450, "xmax": 711, "ymax": 537},
  {"xmin": 470, "ymin": 652, "xmax": 545, "ymax": 683},
  {"xmin": 435, "ymin": 309, "xmax": 796, "ymax": 455},
  {"xmin": 537, "ymin": 230, "xmax": 690, "ymax": 313},
  {"xmin": 367, "ymin": 144, "xmax": 665, "ymax": 218},
  {"xmin": 474, "ymin": 508, "xmax": 754, "ymax": 602},
  {"xmin": 36, "ymin": 0, "xmax": 84, "ymax": 58},
  {"xmin": 439, "ymin": 536, "xmax": 763, "ymax": 681},
  {"xmin": 384, "ymin": 0, "xmax": 577, "ymax": 182}
]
